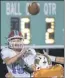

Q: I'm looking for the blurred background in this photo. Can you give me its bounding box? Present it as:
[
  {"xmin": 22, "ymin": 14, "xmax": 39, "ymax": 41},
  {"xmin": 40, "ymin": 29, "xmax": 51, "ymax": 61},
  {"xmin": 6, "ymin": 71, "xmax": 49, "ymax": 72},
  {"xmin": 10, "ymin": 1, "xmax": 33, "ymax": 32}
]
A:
[{"xmin": 0, "ymin": 1, "xmax": 64, "ymax": 78}]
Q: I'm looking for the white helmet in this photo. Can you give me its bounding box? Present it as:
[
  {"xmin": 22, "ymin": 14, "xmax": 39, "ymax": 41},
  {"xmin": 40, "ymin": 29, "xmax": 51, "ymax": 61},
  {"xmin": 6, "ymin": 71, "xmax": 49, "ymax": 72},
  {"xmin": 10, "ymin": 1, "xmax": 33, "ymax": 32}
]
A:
[{"xmin": 7, "ymin": 30, "xmax": 24, "ymax": 49}]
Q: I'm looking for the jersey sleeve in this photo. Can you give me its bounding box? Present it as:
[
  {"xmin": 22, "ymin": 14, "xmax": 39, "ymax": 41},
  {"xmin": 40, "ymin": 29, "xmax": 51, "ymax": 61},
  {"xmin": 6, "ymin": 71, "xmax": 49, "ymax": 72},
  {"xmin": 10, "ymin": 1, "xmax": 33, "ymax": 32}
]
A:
[{"xmin": 1, "ymin": 48, "xmax": 10, "ymax": 60}]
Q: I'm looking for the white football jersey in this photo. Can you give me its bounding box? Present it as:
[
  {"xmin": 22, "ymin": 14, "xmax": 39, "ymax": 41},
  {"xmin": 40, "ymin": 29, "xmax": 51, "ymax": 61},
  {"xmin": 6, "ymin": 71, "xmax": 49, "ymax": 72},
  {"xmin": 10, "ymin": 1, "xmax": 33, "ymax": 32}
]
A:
[{"xmin": 1, "ymin": 48, "xmax": 36, "ymax": 77}]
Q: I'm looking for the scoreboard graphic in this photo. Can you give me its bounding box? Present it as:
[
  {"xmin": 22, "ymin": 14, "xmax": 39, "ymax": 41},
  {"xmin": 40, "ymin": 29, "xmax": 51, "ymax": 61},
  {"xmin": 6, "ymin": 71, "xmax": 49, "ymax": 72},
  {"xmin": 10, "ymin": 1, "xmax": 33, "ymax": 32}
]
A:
[{"xmin": 1, "ymin": 1, "xmax": 64, "ymax": 48}]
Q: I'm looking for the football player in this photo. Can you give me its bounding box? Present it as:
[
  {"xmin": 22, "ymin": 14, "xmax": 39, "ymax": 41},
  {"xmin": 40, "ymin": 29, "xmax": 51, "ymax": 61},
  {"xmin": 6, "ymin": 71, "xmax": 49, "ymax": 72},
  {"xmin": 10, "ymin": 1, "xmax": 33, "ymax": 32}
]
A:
[{"xmin": 1, "ymin": 30, "xmax": 36, "ymax": 78}]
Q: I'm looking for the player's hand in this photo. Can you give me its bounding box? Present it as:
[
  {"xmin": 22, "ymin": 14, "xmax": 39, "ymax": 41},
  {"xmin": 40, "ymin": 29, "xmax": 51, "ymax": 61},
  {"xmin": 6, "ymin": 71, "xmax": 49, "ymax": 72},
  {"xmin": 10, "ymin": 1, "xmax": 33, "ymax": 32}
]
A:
[
  {"xmin": 43, "ymin": 50, "xmax": 49, "ymax": 57},
  {"xmin": 5, "ymin": 72, "xmax": 14, "ymax": 78},
  {"xmin": 19, "ymin": 46, "xmax": 28, "ymax": 57}
]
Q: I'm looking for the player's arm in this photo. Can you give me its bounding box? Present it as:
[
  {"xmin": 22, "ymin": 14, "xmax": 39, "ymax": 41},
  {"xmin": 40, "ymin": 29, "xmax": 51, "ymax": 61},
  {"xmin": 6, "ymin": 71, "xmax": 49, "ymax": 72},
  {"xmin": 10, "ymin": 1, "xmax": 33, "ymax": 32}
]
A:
[
  {"xmin": 48, "ymin": 55, "xmax": 64, "ymax": 64},
  {"xmin": 55, "ymin": 57, "xmax": 64, "ymax": 64},
  {"xmin": 23, "ymin": 49, "xmax": 36, "ymax": 72},
  {"xmin": 44, "ymin": 52, "xmax": 64, "ymax": 64},
  {"xmin": 3, "ymin": 52, "xmax": 23, "ymax": 65},
  {"xmin": 2, "ymin": 47, "xmax": 27, "ymax": 65}
]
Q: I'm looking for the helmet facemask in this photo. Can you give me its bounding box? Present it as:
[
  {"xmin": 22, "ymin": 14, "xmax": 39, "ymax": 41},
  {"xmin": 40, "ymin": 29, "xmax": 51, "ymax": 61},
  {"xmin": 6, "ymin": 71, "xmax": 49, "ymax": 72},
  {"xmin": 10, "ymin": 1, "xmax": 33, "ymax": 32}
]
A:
[{"xmin": 8, "ymin": 38, "xmax": 24, "ymax": 51}]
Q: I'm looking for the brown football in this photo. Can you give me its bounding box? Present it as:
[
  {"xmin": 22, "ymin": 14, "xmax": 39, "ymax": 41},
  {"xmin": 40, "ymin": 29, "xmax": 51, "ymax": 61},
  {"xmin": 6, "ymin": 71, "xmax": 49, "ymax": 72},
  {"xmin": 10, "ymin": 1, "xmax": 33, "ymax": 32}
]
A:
[{"xmin": 28, "ymin": 2, "xmax": 40, "ymax": 15}]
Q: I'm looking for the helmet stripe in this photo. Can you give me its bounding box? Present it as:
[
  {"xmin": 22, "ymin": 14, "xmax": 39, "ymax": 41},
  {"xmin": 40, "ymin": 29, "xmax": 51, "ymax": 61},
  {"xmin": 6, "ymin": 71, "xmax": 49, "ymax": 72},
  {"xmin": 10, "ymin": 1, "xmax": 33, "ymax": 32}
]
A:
[
  {"xmin": 17, "ymin": 31, "xmax": 19, "ymax": 35},
  {"xmin": 14, "ymin": 30, "xmax": 18, "ymax": 35},
  {"xmin": 14, "ymin": 30, "xmax": 16, "ymax": 35}
]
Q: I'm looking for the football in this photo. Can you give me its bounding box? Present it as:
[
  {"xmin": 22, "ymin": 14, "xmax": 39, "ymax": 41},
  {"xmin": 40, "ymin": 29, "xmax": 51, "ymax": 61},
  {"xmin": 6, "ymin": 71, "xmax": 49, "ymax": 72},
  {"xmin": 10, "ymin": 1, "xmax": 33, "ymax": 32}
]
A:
[{"xmin": 28, "ymin": 2, "xmax": 40, "ymax": 15}]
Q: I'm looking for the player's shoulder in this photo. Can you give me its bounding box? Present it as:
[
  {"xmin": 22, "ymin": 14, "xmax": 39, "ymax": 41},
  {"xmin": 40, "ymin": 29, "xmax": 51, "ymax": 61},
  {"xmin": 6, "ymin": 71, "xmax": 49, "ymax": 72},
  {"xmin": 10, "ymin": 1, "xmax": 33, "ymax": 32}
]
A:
[
  {"xmin": 28, "ymin": 48, "xmax": 35, "ymax": 51},
  {"xmin": 1, "ymin": 48, "xmax": 13, "ymax": 60},
  {"xmin": 1, "ymin": 47, "xmax": 12, "ymax": 54},
  {"xmin": 2, "ymin": 47, "xmax": 11, "ymax": 51}
]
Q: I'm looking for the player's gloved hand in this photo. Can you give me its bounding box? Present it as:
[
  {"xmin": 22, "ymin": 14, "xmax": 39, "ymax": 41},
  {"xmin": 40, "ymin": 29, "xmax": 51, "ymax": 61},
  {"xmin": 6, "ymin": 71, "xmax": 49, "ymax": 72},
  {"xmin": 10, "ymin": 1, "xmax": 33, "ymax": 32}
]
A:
[{"xmin": 43, "ymin": 50, "xmax": 56, "ymax": 62}]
